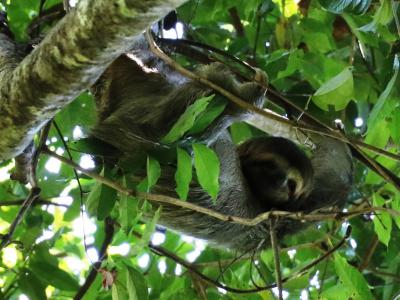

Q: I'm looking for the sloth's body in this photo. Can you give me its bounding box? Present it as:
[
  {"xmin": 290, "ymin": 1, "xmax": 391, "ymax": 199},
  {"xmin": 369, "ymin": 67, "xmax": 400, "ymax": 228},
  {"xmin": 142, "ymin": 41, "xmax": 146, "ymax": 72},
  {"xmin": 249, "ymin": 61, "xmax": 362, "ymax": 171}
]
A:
[{"xmin": 92, "ymin": 37, "xmax": 353, "ymax": 251}]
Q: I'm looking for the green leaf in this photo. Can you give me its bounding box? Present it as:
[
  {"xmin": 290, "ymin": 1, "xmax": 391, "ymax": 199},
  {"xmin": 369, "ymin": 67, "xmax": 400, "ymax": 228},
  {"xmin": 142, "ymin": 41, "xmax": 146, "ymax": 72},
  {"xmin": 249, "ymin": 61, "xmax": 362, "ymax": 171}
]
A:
[
  {"xmin": 365, "ymin": 118, "xmax": 391, "ymax": 148},
  {"xmin": 143, "ymin": 206, "xmax": 160, "ymax": 242},
  {"xmin": 187, "ymin": 94, "xmax": 227, "ymax": 134},
  {"xmin": 175, "ymin": 147, "xmax": 192, "ymax": 200},
  {"xmin": 130, "ymin": 207, "xmax": 160, "ymax": 255},
  {"xmin": 334, "ymin": 253, "xmax": 374, "ymax": 300},
  {"xmin": 64, "ymin": 187, "xmax": 82, "ymax": 222},
  {"xmin": 162, "ymin": 94, "xmax": 215, "ymax": 143},
  {"xmin": 146, "ymin": 156, "xmax": 161, "ymax": 192},
  {"xmin": 17, "ymin": 270, "xmax": 47, "ymax": 300},
  {"xmin": 112, "ymin": 279, "xmax": 128, "ymax": 300},
  {"xmin": 126, "ymin": 272, "xmax": 137, "ymax": 300},
  {"xmin": 86, "ymin": 181, "xmax": 102, "ymax": 217},
  {"xmin": 86, "ymin": 168, "xmax": 117, "ymax": 220},
  {"xmin": 119, "ymin": 177, "xmax": 139, "ymax": 233},
  {"xmin": 5, "ymin": 0, "xmax": 39, "ymax": 41},
  {"xmin": 373, "ymin": 194, "xmax": 392, "ymax": 246},
  {"xmin": 193, "ymin": 143, "xmax": 220, "ymax": 201},
  {"xmin": 276, "ymin": 49, "xmax": 303, "ymax": 79},
  {"xmin": 304, "ymin": 32, "xmax": 334, "ymax": 53},
  {"xmin": 137, "ymin": 156, "xmax": 161, "ymax": 193},
  {"xmin": 52, "ymin": 92, "xmax": 96, "ymax": 145},
  {"xmin": 230, "ymin": 122, "xmax": 253, "ymax": 145},
  {"xmin": 321, "ymin": 283, "xmax": 356, "ymax": 299},
  {"xmin": 126, "ymin": 266, "xmax": 149, "ymax": 300},
  {"xmin": 318, "ymin": 0, "xmax": 371, "ymax": 14},
  {"xmin": 391, "ymin": 187, "xmax": 400, "ymax": 230},
  {"xmin": 30, "ymin": 260, "xmax": 79, "ymax": 291},
  {"xmin": 312, "ymin": 67, "xmax": 354, "ymax": 111},
  {"xmin": 70, "ymin": 137, "xmax": 118, "ymax": 156},
  {"xmin": 389, "ymin": 107, "xmax": 400, "ymax": 145},
  {"xmin": 19, "ymin": 225, "xmax": 43, "ymax": 249},
  {"xmin": 359, "ymin": 0, "xmax": 392, "ymax": 32},
  {"xmin": 97, "ymin": 184, "xmax": 117, "ymax": 221},
  {"xmin": 97, "ymin": 168, "xmax": 118, "ymax": 220},
  {"xmin": 367, "ymin": 57, "xmax": 399, "ymax": 134},
  {"xmin": 81, "ymin": 276, "xmax": 103, "ymax": 300}
]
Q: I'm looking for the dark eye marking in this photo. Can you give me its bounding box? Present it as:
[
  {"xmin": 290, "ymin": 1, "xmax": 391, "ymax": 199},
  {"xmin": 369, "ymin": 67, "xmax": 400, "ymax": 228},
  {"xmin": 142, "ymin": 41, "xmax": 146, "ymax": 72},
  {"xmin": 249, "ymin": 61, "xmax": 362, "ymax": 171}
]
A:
[
  {"xmin": 259, "ymin": 160, "xmax": 278, "ymax": 170},
  {"xmin": 288, "ymin": 179, "xmax": 297, "ymax": 194}
]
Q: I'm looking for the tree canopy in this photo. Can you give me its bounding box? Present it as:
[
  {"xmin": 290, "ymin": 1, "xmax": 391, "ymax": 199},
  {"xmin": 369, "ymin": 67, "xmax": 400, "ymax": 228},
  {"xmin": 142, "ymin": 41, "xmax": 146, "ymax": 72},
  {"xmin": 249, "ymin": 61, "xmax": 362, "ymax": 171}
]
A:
[{"xmin": 0, "ymin": 0, "xmax": 399, "ymax": 299}]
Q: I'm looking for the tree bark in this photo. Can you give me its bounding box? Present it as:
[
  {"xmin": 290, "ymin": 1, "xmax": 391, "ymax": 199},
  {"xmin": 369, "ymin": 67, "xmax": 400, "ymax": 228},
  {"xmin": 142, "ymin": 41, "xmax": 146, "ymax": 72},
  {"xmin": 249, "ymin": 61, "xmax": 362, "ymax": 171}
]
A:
[{"xmin": 0, "ymin": 0, "xmax": 186, "ymax": 160}]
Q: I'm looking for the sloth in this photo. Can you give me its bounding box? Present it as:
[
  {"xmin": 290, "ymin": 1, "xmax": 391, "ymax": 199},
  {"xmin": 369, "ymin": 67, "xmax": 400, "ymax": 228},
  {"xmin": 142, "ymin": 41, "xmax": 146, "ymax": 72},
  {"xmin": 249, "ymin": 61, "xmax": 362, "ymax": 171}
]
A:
[{"xmin": 91, "ymin": 36, "xmax": 353, "ymax": 251}]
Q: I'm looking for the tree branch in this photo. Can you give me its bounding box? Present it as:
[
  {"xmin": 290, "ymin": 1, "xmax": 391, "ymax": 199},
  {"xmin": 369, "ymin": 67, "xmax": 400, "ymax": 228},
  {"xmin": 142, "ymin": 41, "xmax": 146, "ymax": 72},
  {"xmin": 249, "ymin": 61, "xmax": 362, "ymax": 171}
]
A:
[
  {"xmin": 0, "ymin": 0, "xmax": 186, "ymax": 160},
  {"xmin": 74, "ymin": 217, "xmax": 115, "ymax": 300},
  {"xmin": 43, "ymin": 147, "xmax": 399, "ymax": 226},
  {"xmin": 0, "ymin": 187, "xmax": 41, "ymax": 250},
  {"xmin": 270, "ymin": 219, "xmax": 283, "ymax": 300},
  {"xmin": 228, "ymin": 7, "xmax": 245, "ymax": 37},
  {"xmin": 146, "ymin": 31, "xmax": 400, "ymax": 191},
  {"xmin": 146, "ymin": 227, "xmax": 351, "ymax": 294},
  {"xmin": 0, "ymin": 199, "xmax": 68, "ymax": 207}
]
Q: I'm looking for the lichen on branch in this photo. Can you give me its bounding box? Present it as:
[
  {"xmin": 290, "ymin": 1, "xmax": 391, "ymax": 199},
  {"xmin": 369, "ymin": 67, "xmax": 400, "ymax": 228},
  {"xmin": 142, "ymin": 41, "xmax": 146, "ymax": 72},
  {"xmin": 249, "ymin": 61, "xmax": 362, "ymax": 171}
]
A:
[{"xmin": 0, "ymin": 0, "xmax": 186, "ymax": 160}]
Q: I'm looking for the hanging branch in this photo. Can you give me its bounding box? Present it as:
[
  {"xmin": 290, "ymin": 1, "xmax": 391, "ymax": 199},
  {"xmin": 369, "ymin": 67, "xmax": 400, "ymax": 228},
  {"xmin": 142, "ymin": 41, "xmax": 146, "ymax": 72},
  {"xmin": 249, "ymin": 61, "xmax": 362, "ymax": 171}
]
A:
[
  {"xmin": 142, "ymin": 227, "xmax": 351, "ymax": 294},
  {"xmin": 157, "ymin": 37, "xmax": 399, "ymax": 162},
  {"xmin": 147, "ymin": 31, "xmax": 400, "ymax": 190},
  {"xmin": 0, "ymin": 187, "xmax": 41, "ymax": 250},
  {"xmin": 0, "ymin": 199, "xmax": 68, "ymax": 207},
  {"xmin": 43, "ymin": 147, "xmax": 399, "ymax": 227},
  {"xmin": 74, "ymin": 217, "xmax": 115, "ymax": 300},
  {"xmin": 228, "ymin": 7, "xmax": 245, "ymax": 37},
  {"xmin": 0, "ymin": 122, "xmax": 51, "ymax": 250}
]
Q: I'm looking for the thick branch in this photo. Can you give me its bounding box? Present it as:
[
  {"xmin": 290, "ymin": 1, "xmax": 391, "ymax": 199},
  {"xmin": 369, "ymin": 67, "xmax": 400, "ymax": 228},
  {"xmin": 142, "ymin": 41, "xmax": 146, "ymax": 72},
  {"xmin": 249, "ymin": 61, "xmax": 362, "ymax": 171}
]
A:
[{"xmin": 0, "ymin": 0, "xmax": 186, "ymax": 160}]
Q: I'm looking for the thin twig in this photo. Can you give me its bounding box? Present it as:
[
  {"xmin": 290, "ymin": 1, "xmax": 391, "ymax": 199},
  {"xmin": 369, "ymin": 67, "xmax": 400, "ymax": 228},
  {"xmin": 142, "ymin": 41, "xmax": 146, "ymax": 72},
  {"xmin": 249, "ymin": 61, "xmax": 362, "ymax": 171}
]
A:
[
  {"xmin": 52, "ymin": 121, "xmax": 85, "ymax": 196},
  {"xmin": 0, "ymin": 187, "xmax": 41, "ymax": 249},
  {"xmin": 157, "ymin": 36, "xmax": 400, "ymax": 162},
  {"xmin": 43, "ymin": 147, "xmax": 400, "ymax": 226},
  {"xmin": 252, "ymin": 4, "xmax": 262, "ymax": 60},
  {"xmin": 194, "ymin": 239, "xmax": 327, "ymax": 269},
  {"xmin": 392, "ymin": 0, "xmax": 400, "ymax": 37},
  {"xmin": 317, "ymin": 260, "xmax": 329, "ymax": 298},
  {"xmin": 270, "ymin": 219, "xmax": 283, "ymax": 300},
  {"xmin": 74, "ymin": 217, "xmax": 115, "ymax": 300},
  {"xmin": 28, "ymin": 3, "xmax": 65, "ymax": 38},
  {"xmin": 152, "ymin": 32, "xmax": 400, "ymax": 189},
  {"xmin": 52, "ymin": 121, "xmax": 92, "ymax": 259},
  {"xmin": 355, "ymin": 39, "xmax": 379, "ymax": 84},
  {"xmin": 0, "ymin": 199, "xmax": 68, "ymax": 207},
  {"xmin": 147, "ymin": 30, "xmax": 400, "ymax": 194},
  {"xmin": 369, "ymin": 268, "xmax": 400, "ymax": 282},
  {"xmin": 190, "ymin": 272, "xmax": 208, "ymax": 300},
  {"xmin": 228, "ymin": 7, "xmax": 245, "ymax": 37},
  {"xmin": 0, "ymin": 122, "xmax": 51, "ymax": 250},
  {"xmin": 217, "ymin": 247, "xmax": 256, "ymax": 281},
  {"xmin": 144, "ymin": 227, "xmax": 351, "ymax": 294},
  {"xmin": 358, "ymin": 235, "xmax": 379, "ymax": 271},
  {"xmin": 30, "ymin": 121, "xmax": 52, "ymax": 186}
]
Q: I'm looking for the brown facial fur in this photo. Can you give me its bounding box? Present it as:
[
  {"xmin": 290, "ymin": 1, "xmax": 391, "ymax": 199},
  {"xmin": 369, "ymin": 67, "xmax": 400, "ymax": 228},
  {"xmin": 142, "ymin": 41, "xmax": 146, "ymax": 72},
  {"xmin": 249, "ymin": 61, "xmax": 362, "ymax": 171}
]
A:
[{"xmin": 238, "ymin": 137, "xmax": 314, "ymax": 210}]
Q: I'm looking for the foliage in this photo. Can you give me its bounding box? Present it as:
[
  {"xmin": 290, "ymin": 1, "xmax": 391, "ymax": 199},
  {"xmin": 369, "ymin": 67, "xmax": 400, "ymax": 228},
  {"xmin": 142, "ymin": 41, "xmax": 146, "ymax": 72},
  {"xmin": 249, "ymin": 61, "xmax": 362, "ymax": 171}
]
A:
[{"xmin": 0, "ymin": 0, "xmax": 399, "ymax": 299}]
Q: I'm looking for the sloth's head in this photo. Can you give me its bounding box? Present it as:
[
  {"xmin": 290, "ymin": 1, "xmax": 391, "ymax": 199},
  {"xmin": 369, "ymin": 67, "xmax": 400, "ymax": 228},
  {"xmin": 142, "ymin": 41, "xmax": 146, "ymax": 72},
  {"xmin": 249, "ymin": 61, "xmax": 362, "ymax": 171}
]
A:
[{"xmin": 237, "ymin": 136, "xmax": 314, "ymax": 210}]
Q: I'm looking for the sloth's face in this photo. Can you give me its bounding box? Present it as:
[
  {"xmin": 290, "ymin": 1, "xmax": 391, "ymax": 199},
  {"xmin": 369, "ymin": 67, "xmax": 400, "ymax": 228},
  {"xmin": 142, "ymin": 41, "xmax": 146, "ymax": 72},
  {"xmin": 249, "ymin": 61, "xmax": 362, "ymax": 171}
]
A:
[
  {"xmin": 241, "ymin": 155, "xmax": 308, "ymax": 209},
  {"xmin": 238, "ymin": 136, "xmax": 314, "ymax": 211}
]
